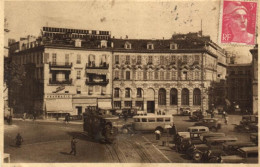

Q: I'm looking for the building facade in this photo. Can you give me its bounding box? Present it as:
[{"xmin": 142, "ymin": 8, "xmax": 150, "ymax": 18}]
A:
[
  {"xmin": 111, "ymin": 33, "xmax": 227, "ymax": 115},
  {"xmin": 250, "ymin": 44, "xmax": 258, "ymax": 114},
  {"xmin": 226, "ymin": 64, "xmax": 252, "ymax": 112},
  {"xmin": 9, "ymin": 29, "xmax": 227, "ymax": 117}
]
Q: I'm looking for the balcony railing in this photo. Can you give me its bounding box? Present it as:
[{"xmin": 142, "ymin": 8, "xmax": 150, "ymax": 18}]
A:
[
  {"xmin": 85, "ymin": 63, "xmax": 109, "ymax": 69},
  {"xmin": 85, "ymin": 79, "xmax": 109, "ymax": 85},
  {"xmin": 49, "ymin": 78, "xmax": 72, "ymax": 85},
  {"xmin": 49, "ymin": 62, "xmax": 73, "ymax": 68}
]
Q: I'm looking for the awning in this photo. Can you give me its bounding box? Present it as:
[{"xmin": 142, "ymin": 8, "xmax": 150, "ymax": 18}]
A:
[
  {"xmin": 98, "ymin": 99, "xmax": 112, "ymax": 109},
  {"xmin": 46, "ymin": 99, "xmax": 73, "ymax": 113},
  {"xmin": 86, "ymin": 69, "xmax": 108, "ymax": 75}
]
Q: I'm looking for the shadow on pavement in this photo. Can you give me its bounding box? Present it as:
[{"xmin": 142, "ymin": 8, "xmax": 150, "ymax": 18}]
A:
[
  {"xmin": 67, "ymin": 131, "xmax": 100, "ymax": 144},
  {"xmin": 60, "ymin": 151, "xmax": 71, "ymax": 155}
]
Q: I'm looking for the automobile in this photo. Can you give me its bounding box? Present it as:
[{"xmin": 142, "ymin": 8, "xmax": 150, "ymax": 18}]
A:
[
  {"xmin": 250, "ymin": 133, "xmax": 258, "ymax": 145},
  {"xmin": 187, "ymin": 126, "xmax": 209, "ymax": 133},
  {"xmin": 118, "ymin": 108, "xmax": 138, "ymax": 118},
  {"xmin": 199, "ymin": 132, "xmax": 226, "ymax": 143},
  {"xmin": 220, "ymin": 146, "xmax": 258, "ymax": 163},
  {"xmin": 234, "ymin": 115, "xmax": 258, "ymax": 132},
  {"xmin": 223, "ymin": 142, "xmax": 256, "ymax": 155},
  {"xmin": 180, "ymin": 108, "xmax": 191, "ymax": 116},
  {"xmin": 240, "ymin": 115, "xmax": 258, "ymax": 125},
  {"xmin": 189, "ymin": 110, "xmax": 204, "ymax": 121},
  {"xmin": 188, "ymin": 136, "xmax": 238, "ymax": 162},
  {"xmin": 194, "ymin": 118, "xmax": 222, "ymax": 131}
]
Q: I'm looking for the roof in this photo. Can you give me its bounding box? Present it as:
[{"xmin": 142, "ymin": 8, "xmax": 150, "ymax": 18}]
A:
[{"xmin": 239, "ymin": 146, "xmax": 258, "ymax": 152}]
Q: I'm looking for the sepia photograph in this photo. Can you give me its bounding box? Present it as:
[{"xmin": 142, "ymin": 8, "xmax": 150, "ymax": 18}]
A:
[{"xmin": 2, "ymin": 0, "xmax": 259, "ymax": 165}]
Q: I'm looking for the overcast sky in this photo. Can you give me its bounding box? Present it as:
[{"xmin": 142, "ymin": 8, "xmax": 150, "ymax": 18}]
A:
[{"xmin": 4, "ymin": 0, "xmax": 255, "ymax": 63}]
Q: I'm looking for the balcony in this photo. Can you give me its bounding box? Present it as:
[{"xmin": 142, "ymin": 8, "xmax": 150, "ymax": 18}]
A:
[
  {"xmin": 85, "ymin": 79, "xmax": 109, "ymax": 85},
  {"xmin": 49, "ymin": 78, "xmax": 72, "ymax": 85},
  {"xmin": 85, "ymin": 63, "xmax": 109, "ymax": 69},
  {"xmin": 49, "ymin": 62, "xmax": 72, "ymax": 69}
]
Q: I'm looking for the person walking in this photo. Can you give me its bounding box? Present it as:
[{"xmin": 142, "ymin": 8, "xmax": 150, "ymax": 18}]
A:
[
  {"xmin": 224, "ymin": 114, "xmax": 229, "ymax": 125},
  {"xmin": 15, "ymin": 133, "xmax": 23, "ymax": 147},
  {"xmin": 70, "ymin": 137, "xmax": 77, "ymax": 156},
  {"xmin": 155, "ymin": 129, "xmax": 161, "ymax": 140}
]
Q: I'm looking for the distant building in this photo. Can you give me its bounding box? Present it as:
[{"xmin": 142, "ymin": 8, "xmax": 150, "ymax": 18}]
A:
[
  {"xmin": 226, "ymin": 64, "xmax": 252, "ymax": 112},
  {"xmin": 250, "ymin": 44, "xmax": 258, "ymax": 114}
]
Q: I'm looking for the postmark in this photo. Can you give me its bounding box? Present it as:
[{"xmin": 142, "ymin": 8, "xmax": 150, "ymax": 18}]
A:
[{"xmin": 219, "ymin": 0, "xmax": 258, "ymax": 45}]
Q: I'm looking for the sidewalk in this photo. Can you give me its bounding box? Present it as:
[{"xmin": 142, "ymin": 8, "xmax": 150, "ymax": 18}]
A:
[{"xmin": 12, "ymin": 118, "xmax": 83, "ymax": 125}]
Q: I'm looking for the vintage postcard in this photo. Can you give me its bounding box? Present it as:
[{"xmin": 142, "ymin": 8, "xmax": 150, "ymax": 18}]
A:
[{"xmin": 1, "ymin": 0, "xmax": 259, "ymax": 166}]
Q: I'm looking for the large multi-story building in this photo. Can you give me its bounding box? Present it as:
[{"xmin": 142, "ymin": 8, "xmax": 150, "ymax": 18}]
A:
[
  {"xmin": 111, "ymin": 33, "xmax": 227, "ymax": 115},
  {"xmin": 226, "ymin": 64, "xmax": 252, "ymax": 112},
  {"xmin": 250, "ymin": 44, "xmax": 258, "ymax": 114},
  {"xmin": 9, "ymin": 27, "xmax": 113, "ymax": 118},
  {"xmin": 8, "ymin": 28, "xmax": 227, "ymax": 117}
]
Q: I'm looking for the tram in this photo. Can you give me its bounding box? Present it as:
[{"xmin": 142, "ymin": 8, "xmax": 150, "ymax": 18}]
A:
[{"xmin": 83, "ymin": 106, "xmax": 119, "ymax": 143}]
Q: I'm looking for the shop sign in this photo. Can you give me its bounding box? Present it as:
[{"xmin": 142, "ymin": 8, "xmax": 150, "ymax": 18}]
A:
[{"xmin": 53, "ymin": 86, "xmax": 65, "ymax": 93}]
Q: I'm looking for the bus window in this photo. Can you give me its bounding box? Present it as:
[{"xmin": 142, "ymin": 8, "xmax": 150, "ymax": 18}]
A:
[
  {"xmin": 142, "ymin": 118, "xmax": 147, "ymax": 122},
  {"xmin": 157, "ymin": 118, "xmax": 163, "ymax": 122},
  {"xmin": 192, "ymin": 129, "xmax": 198, "ymax": 132},
  {"xmin": 148, "ymin": 118, "xmax": 155, "ymax": 122},
  {"xmin": 165, "ymin": 118, "xmax": 170, "ymax": 122},
  {"xmin": 199, "ymin": 129, "xmax": 206, "ymax": 132},
  {"xmin": 134, "ymin": 118, "xmax": 140, "ymax": 122}
]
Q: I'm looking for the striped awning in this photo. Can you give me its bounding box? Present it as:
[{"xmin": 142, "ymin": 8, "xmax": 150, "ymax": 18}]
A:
[{"xmin": 45, "ymin": 99, "xmax": 73, "ymax": 113}]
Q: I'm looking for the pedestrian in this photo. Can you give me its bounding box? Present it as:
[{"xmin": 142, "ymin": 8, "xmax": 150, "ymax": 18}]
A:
[
  {"xmin": 7, "ymin": 115, "xmax": 13, "ymax": 125},
  {"xmin": 224, "ymin": 114, "xmax": 229, "ymax": 125},
  {"xmin": 69, "ymin": 137, "xmax": 77, "ymax": 156},
  {"xmin": 15, "ymin": 133, "xmax": 23, "ymax": 147},
  {"xmin": 23, "ymin": 112, "xmax": 26, "ymax": 121},
  {"xmin": 155, "ymin": 129, "xmax": 161, "ymax": 140},
  {"xmin": 158, "ymin": 110, "xmax": 162, "ymax": 115},
  {"xmin": 222, "ymin": 110, "xmax": 226, "ymax": 119}
]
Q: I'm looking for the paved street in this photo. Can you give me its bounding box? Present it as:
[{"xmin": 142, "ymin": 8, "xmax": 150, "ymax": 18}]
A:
[{"xmin": 4, "ymin": 114, "xmax": 251, "ymax": 163}]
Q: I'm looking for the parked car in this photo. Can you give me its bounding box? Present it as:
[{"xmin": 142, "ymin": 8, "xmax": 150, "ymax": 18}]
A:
[
  {"xmin": 223, "ymin": 141, "xmax": 256, "ymax": 155},
  {"xmin": 199, "ymin": 132, "xmax": 226, "ymax": 143},
  {"xmin": 194, "ymin": 118, "xmax": 221, "ymax": 131},
  {"xmin": 180, "ymin": 108, "xmax": 191, "ymax": 116},
  {"xmin": 189, "ymin": 110, "xmax": 204, "ymax": 121},
  {"xmin": 220, "ymin": 146, "xmax": 258, "ymax": 163},
  {"xmin": 234, "ymin": 115, "xmax": 258, "ymax": 132},
  {"xmin": 250, "ymin": 133, "xmax": 258, "ymax": 145},
  {"xmin": 118, "ymin": 108, "xmax": 138, "ymax": 118},
  {"xmin": 240, "ymin": 115, "xmax": 258, "ymax": 125}
]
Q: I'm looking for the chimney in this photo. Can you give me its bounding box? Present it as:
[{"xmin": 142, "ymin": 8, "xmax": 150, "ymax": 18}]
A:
[{"xmin": 126, "ymin": 35, "xmax": 128, "ymax": 39}]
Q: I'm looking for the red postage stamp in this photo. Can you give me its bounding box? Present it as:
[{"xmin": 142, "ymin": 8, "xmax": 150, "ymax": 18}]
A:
[{"xmin": 220, "ymin": 0, "xmax": 258, "ymax": 45}]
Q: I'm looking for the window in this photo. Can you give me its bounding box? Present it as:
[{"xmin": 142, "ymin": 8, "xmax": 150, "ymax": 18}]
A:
[
  {"xmin": 147, "ymin": 44, "xmax": 154, "ymax": 50},
  {"xmin": 124, "ymin": 101, "xmax": 132, "ymax": 107},
  {"xmin": 182, "ymin": 71, "xmax": 188, "ymax": 80},
  {"xmin": 52, "ymin": 53, "xmax": 57, "ymax": 65},
  {"xmin": 126, "ymin": 55, "xmax": 130, "ymax": 64},
  {"xmin": 126, "ymin": 71, "xmax": 131, "ymax": 80},
  {"xmin": 141, "ymin": 118, "xmax": 147, "ymax": 122},
  {"xmin": 166, "ymin": 71, "xmax": 170, "ymax": 80},
  {"xmin": 137, "ymin": 71, "xmax": 142, "ymax": 80},
  {"xmin": 183, "ymin": 55, "xmax": 188, "ymax": 63},
  {"xmin": 65, "ymin": 54, "xmax": 69, "ymax": 65},
  {"xmin": 77, "ymin": 86, "xmax": 81, "ymax": 94},
  {"xmin": 170, "ymin": 43, "xmax": 178, "ymax": 50},
  {"xmin": 125, "ymin": 43, "xmax": 131, "ymax": 49},
  {"xmin": 77, "ymin": 71, "xmax": 81, "ymax": 79},
  {"xmin": 148, "ymin": 56, "xmax": 153, "ymax": 64},
  {"xmin": 125, "ymin": 88, "xmax": 131, "ymax": 98},
  {"xmin": 148, "ymin": 71, "xmax": 153, "ymax": 80},
  {"xmin": 195, "ymin": 71, "xmax": 200, "ymax": 80},
  {"xmin": 165, "ymin": 118, "xmax": 170, "ymax": 122},
  {"xmin": 137, "ymin": 88, "xmax": 142, "ymax": 98},
  {"xmin": 77, "ymin": 54, "xmax": 81, "ymax": 64},
  {"xmin": 114, "ymin": 88, "xmax": 120, "ymax": 98},
  {"xmin": 158, "ymin": 88, "xmax": 166, "ymax": 105},
  {"xmin": 160, "ymin": 71, "xmax": 164, "ymax": 80},
  {"xmin": 101, "ymin": 86, "xmax": 106, "ymax": 95},
  {"xmin": 89, "ymin": 55, "xmax": 95, "ymax": 67},
  {"xmin": 170, "ymin": 88, "xmax": 178, "ymax": 105},
  {"xmin": 195, "ymin": 55, "xmax": 200, "ymax": 63},
  {"xmin": 114, "ymin": 71, "xmax": 120, "ymax": 80},
  {"xmin": 114, "ymin": 101, "xmax": 121, "ymax": 109},
  {"xmin": 170, "ymin": 55, "xmax": 176, "ymax": 64},
  {"xmin": 137, "ymin": 55, "xmax": 142, "ymax": 64},
  {"xmin": 157, "ymin": 118, "xmax": 163, "ymax": 122},
  {"xmin": 115, "ymin": 55, "xmax": 119, "ymax": 64},
  {"xmin": 181, "ymin": 88, "xmax": 189, "ymax": 105},
  {"xmin": 148, "ymin": 118, "xmax": 155, "ymax": 122},
  {"xmin": 155, "ymin": 71, "xmax": 159, "ymax": 80},
  {"xmin": 88, "ymin": 86, "xmax": 93, "ymax": 95},
  {"xmin": 101, "ymin": 54, "xmax": 107, "ymax": 67},
  {"xmin": 135, "ymin": 118, "xmax": 140, "ymax": 122},
  {"xmin": 193, "ymin": 88, "xmax": 201, "ymax": 105},
  {"xmin": 136, "ymin": 101, "xmax": 144, "ymax": 110},
  {"xmin": 160, "ymin": 56, "xmax": 165, "ymax": 65}
]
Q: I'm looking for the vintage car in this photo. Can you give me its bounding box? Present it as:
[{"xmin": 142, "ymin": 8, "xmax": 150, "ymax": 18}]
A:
[
  {"xmin": 220, "ymin": 146, "xmax": 258, "ymax": 163},
  {"xmin": 250, "ymin": 133, "xmax": 258, "ymax": 145},
  {"xmin": 240, "ymin": 115, "xmax": 258, "ymax": 125},
  {"xmin": 116, "ymin": 107, "xmax": 138, "ymax": 118},
  {"xmin": 234, "ymin": 115, "xmax": 258, "ymax": 132},
  {"xmin": 199, "ymin": 132, "xmax": 226, "ymax": 143},
  {"xmin": 223, "ymin": 141, "xmax": 256, "ymax": 155},
  {"xmin": 194, "ymin": 118, "xmax": 222, "ymax": 131},
  {"xmin": 188, "ymin": 136, "xmax": 238, "ymax": 162},
  {"xmin": 180, "ymin": 108, "xmax": 191, "ymax": 116},
  {"xmin": 189, "ymin": 110, "xmax": 204, "ymax": 121}
]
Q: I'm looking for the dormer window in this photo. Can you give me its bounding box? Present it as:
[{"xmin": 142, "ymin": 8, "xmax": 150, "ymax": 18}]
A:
[
  {"xmin": 124, "ymin": 42, "xmax": 131, "ymax": 49},
  {"xmin": 147, "ymin": 43, "xmax": 154, "ymax": 50},
  {"xmin": 100, "ymin": 40, "xmax": 107, "ymax": 48},
  {"xmin": 170, "ymin": 43, "xmax": 178, "ymax": 50}
]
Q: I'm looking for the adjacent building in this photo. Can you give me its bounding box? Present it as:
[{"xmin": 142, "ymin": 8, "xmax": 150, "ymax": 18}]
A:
[
  {"xmin": 250, "ymin": 44, "xmax": 258, "ymax": 114},
  {"xmin": 8, "ymin": 28, "xmax": 227, "ymax": 117}
]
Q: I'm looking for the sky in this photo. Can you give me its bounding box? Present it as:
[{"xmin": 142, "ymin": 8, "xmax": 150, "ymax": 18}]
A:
[{"xmin": 4, "ymin": 0, "xmax": 255, "ymax": 63}]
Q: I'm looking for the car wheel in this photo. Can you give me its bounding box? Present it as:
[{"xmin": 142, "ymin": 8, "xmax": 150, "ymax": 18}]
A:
[{"xmin": 193, "ymin": 151, "xmax": 202, "ymax": 162}]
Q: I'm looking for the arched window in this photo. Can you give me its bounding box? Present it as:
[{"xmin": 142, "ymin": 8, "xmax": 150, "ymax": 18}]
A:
[
  {"xmin": 181, "ymin": 88, "xmax": 189, "ymax": 105},
  {"xmin": 125, "ymin": 88, "xmax": 131, "ymax": 98},
  {"xmin": 114, "ymin": 88, "xmax": 120, "ymax": 98},
  {"xmin": 170, "ymin": 88, "xmax": 178, "ymax": 105},
  {"xmin": 158, "ymin": 88, "xmax": 166, "ymax": 105},
  {"xmin": 193, "ymin": 88, "xmax": 201, "ymax": 105},
  {"xmin": 137, "ymin": 88, "xmax": 143, "ymax": 98}
]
